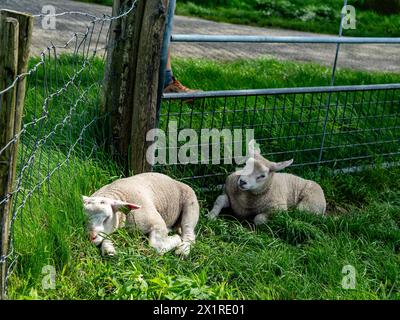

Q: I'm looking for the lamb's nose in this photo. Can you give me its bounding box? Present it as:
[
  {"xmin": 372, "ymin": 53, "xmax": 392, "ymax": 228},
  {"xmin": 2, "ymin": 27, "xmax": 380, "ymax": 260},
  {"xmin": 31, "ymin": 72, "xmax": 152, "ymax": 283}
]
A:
[{"xmin": 239, "ymin": 179, "xmax": 247, "ymax": 187}]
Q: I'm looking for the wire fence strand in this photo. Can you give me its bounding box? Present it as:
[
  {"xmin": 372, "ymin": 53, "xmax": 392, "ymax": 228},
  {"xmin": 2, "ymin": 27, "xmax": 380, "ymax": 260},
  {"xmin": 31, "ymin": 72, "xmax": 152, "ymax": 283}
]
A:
[{"xmin": 0, "ymin": 0, "xmax": 138, "ymax": 297}]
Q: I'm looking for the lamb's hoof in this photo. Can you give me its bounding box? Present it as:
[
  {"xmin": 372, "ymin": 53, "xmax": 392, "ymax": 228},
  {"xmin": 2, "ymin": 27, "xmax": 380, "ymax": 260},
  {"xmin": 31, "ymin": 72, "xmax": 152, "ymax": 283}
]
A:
[
  {"xmin": 101, "ymin": 244, "xmax": 116, "ymax": 257},
  {"xmin": 254, "ymin": 214, "xmax": 268, "ymax": 226},
  {"xmin": 154, "ymin": 235, "xmax": 182, "ymax": 255},
  {"xmin": 101, "ymin": 248, "xmax": 116, "ymax": 257},
  {"xmin": 156, "ymin": 248, "xmax": 168, "ymax": 256},
  {"xmin": 175, "ymin": 241, "xmax": 191, "ymax": 257},
  {"xmin": 206, "ymin": 210, "xmax": 218, "ymax": 220}
]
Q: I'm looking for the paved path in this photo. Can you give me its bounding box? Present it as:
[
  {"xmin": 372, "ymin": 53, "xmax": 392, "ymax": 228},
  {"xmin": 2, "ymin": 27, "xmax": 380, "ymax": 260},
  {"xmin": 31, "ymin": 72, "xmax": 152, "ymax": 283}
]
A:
[{"xmin": 1, "ymin": 0, "xmax": 399, "ymax": 72}]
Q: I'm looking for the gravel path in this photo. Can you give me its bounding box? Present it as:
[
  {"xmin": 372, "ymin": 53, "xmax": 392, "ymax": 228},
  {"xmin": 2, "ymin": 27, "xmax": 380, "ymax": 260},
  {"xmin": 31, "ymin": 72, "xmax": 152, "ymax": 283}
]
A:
[{"xmin": 1, "ymin": 0, "xmax": 399, "ymax": 72}]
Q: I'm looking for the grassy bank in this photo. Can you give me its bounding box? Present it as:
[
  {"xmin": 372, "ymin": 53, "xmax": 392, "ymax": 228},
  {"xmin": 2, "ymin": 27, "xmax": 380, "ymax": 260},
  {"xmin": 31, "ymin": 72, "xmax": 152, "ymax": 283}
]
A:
[
  {"xmin": 176, "ymin": 0, "xmax": 400, "ymax": 37},
  {"xmin": 75, "ymin": 0, "xmax": 400, "ymax": 37},
  {"xmin": 8, "ymin": 56, "xmax": 400, "ymax": 299}
]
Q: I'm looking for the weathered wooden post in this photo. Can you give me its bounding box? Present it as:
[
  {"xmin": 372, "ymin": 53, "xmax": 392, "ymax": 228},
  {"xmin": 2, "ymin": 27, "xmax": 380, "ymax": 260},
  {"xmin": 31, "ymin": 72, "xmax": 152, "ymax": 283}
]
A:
[
  {"xmin": 0, "ymin": 10, "xmax": 33, "ymax": 300},
  {"xmin": 102, "ymin": 0, "xmax": 169, "ymax": 174}
]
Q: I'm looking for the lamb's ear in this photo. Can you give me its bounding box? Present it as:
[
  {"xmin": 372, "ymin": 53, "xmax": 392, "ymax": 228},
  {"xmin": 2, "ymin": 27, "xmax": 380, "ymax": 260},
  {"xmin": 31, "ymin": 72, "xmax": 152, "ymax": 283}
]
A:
[
  {"xmin": 110, "ymin": 199, "xmax": 141, "ymax": 211},
  {"xmin": 269, "ymin": 159, "xmax": 294, "ymax": 171},
  {"xmin": 235, "ymin": 157, "xmax": 256, "ymax": 176},
  {"xmin": 248, "ymin": 139, "xmax": 261, "ymax": 157}
]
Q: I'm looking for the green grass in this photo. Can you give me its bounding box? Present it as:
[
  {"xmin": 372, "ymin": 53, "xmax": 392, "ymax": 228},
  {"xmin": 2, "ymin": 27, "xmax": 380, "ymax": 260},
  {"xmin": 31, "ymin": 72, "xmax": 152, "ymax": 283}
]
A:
[
  {"xmin": 75, "ymin": 0, "xmax": 113, "ymax": 6},
  {"xmin": 74, "ymin": 0, "xmax": 400, "ymax": 37},
  {"xmin": 176, "ymin": 0, "xmax": 400, "ymax": 37},
  {"xmin": 7, "ymin": 56, "xmax": 400, "ymax": 299},
  {"xmin": 171, "ymin": 57, "xmax": 400, "ymax": 90}
]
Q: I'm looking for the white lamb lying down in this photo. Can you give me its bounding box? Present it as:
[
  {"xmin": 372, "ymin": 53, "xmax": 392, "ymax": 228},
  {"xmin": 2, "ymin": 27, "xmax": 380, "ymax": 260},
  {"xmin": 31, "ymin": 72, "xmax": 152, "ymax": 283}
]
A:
[
  {"xmin": 208, "ymin": 140, "xmax": 326, "ymax": 224},
  {"xmin": 82, "ymin": 172, "xmax": 199, "ymax": 256}
]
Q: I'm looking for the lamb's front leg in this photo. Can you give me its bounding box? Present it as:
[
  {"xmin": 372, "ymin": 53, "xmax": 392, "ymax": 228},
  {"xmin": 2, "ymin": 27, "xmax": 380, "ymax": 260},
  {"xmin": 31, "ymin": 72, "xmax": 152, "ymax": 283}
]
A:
[
  {"xmin": 206, "ymin": 194, "xmax": 230, "ymax": 220},
  {"xmin": 149, "ymin": 226, "xmax": 182, "ymax": 255},
  {"xmin": 253, "ymin": 214, "xmax": 268, "ymax": 226},
  {"xmin": 254, "ymin": 202, "xmax": 288, "ymax": 226},
  {"xmin": 101, "ymin": 239, "xmax": 116, "ymax": 256}
]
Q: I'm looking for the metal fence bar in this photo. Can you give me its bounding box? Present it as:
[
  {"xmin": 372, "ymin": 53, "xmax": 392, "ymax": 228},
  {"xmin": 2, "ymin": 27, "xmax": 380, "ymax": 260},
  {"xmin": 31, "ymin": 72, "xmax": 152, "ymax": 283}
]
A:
[
  {"xmin": 331, "ymin": 0, "xmax": 347, "ymax": 86},
  {"xmin": 171, "ymin": 34, "xmax": 400, "ymax": 44},
  {"xmin": 163, "ymin": 83, "xmax": 400, "ymax": 99},
  {"xmin": 318, "ymin": 92, "xmax": 333, "ymax": 166},
  {"xmin": 324, "ymin": 0, "xmax": 348, "ymax": 167},
  {"xmin": 157, "ymin": 0, "xmax": 176, "ymax": 123}
]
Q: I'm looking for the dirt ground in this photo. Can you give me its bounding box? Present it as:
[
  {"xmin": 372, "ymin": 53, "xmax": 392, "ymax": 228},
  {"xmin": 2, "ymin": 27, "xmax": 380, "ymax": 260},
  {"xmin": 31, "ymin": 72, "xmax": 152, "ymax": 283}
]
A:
[{"xmin": 1, "ymin": 0, "xmax": 399, "ymax": 72}]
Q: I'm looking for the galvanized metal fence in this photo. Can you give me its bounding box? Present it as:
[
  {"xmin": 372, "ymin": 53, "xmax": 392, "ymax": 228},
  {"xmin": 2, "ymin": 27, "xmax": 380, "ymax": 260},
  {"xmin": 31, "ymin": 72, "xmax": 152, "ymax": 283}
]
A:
[
  {"xmin": 155, "ymin": 0, "xmax": 400, "ymax": 186},
  {"xmin": 157, "ymin": 84, "xmax": 400, "ymax": 186}
]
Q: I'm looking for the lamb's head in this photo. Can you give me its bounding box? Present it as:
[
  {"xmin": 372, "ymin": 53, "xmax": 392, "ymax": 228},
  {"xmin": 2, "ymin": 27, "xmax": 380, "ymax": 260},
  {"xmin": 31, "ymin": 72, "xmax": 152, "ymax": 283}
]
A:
[
  {"xmin": 236, "ymin": 139, "xmax": 293, "ymax": 192},
  {"xmin": 82, "ymin": 196, "xmax": 140, "ymax": 246}
]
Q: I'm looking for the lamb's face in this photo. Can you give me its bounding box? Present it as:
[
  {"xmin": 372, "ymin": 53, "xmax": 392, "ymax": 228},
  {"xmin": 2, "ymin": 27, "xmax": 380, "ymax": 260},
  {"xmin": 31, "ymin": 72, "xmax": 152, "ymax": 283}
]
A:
[
  {"xmin": 82, "ymin": 196, "xmax": 140, "ymax": 246},
  {"xmin": 236, "ymin": 156, "xmax": 294, "ymax": 192},
  {"xmin": 237, "ymin": 158, "xmax": 270, "ymax": 192}
]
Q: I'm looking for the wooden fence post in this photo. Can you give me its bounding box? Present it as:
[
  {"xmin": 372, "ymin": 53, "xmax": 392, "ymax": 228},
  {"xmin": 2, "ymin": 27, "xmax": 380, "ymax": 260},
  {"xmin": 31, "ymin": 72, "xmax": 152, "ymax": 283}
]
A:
[
  {"xmin": 0, "ymin": 10, "xmax": 33, "ymax": 300},
  {"xmin": 102, "ymin": 0, "xmax": 169, "ymax": 174}
]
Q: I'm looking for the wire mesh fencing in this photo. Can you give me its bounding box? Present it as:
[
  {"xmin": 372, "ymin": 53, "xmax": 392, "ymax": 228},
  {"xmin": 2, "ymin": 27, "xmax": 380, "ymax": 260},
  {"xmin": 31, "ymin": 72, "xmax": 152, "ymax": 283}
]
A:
[
  {"xmin": 0, "ymin": 1, "xmax": 138, "ymax": 297},
  {"xmin": 156, "ymin": 84, "xmax": 400, "ymax": 187}
]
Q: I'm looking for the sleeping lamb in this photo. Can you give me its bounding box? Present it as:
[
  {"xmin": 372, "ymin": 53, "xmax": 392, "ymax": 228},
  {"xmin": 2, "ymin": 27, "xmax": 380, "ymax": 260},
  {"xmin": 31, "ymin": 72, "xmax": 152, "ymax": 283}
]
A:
[
  {"xmin": 82, "ymin": 172, "xmax": 199, "ymax": 256},
  {"xmin": 207, "ymin": 140, "xmax": 326, "ymax": 224}
]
